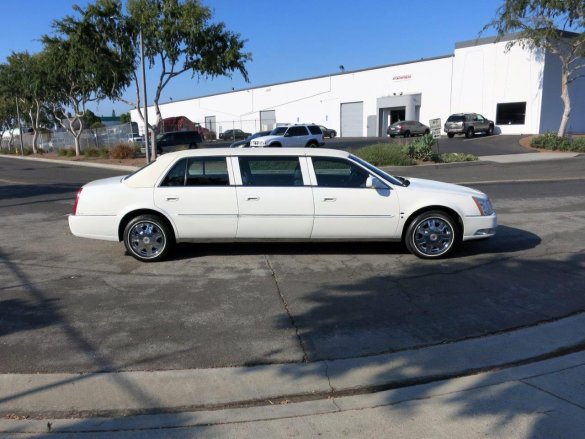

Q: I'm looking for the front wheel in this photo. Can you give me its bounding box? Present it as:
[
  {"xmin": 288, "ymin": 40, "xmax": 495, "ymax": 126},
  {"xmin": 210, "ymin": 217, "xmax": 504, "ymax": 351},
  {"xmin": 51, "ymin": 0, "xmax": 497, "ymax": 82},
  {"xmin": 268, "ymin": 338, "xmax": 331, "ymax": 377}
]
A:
[
  {"xmin": 487, "ymin": 125, "xmax": 494, "ymax": 136},
  {"xmin": 123, "ymin": 214, "xmax": 174, "ymax": 262},
  {"xmin": 465, "ymin": 127, "xmax": 474, "ymax": 138},
  {"xmin": 405, "ymin": 211, "xmax": 458, "ymax": 259},
  {"xmin": 306, "ymin": 141, "xmax": 318, "ymax": 148},
  {"xmin": 404, "ymin": 131, "xmax": 411, "ymax": 138},
  {"xmin": 447, "ymin": 133, "xmax": 455, "ymax": 138}
]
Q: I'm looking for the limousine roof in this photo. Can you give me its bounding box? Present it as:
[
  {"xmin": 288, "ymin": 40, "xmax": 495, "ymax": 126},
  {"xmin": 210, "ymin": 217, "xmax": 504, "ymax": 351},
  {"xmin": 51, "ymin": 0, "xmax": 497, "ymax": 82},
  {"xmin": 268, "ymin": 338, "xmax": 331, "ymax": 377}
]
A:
[{"xmin": 125, "ymin": 147, "xmax": 352, "ymax": 188}]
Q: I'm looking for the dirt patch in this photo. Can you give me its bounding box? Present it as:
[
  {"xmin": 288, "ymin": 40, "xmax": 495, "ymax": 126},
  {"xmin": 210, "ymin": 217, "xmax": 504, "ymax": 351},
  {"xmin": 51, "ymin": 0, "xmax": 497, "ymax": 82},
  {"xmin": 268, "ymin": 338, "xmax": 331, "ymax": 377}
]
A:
[{"xmin": 16, "ymin": 152, "xmax": 146, "ymax": 167}]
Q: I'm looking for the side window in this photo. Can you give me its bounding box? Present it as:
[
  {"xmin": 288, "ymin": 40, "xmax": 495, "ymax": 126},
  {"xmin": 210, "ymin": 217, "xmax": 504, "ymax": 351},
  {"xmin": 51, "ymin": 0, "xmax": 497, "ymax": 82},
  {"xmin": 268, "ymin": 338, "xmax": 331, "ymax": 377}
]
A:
[
  {"xmin": 312, "ymin": 158, "xmax": 369, "ymax": 188},
  {"xmin": 288, "ymin": 126, "xmax": 309, "ymax": 136},
  {"xmin": 186, "ymin": 157, "xmax": 230, "ymax": 186},
  {"xmin": 160, "ymin": 158, "xmax": 187, "ymax": 186},
  {"xmin": 477, "ymin": 115, "xmax": 485, "ymax": 122},
  {"xmin": 239, "ymin": 157, "xmax": 303, "ymax": 187},
  {"xmin": 308, "ymin": 125, "xmax": 322, "ymax": 135}
]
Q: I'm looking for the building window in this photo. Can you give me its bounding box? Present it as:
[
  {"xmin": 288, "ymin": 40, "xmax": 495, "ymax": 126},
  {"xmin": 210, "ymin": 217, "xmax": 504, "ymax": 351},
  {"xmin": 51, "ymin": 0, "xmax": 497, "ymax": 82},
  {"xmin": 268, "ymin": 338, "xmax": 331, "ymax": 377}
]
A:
[{"xmin": 496, "ymin": 102, "xmax": 526, "ymax": 125}]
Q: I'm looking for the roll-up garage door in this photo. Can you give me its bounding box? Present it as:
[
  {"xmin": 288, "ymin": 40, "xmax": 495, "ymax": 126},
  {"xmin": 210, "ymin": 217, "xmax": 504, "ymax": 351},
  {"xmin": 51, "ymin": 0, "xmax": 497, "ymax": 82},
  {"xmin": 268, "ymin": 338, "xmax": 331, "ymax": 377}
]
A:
[
  {"xmin": 341, "ymin": 102, "xmax": 363, "ymax": 137},
  {"xmin": 260, "ymin": 110, "xmax": 276, "ymax": 131}
]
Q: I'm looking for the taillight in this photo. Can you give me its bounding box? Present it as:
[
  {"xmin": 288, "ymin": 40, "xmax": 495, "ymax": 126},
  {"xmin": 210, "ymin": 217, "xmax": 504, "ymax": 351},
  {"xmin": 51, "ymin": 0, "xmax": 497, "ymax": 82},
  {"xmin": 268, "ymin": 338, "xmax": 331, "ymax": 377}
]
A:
[{"xmin": 73, "ymin": 187, "xmax": 83, "ymax": 215}]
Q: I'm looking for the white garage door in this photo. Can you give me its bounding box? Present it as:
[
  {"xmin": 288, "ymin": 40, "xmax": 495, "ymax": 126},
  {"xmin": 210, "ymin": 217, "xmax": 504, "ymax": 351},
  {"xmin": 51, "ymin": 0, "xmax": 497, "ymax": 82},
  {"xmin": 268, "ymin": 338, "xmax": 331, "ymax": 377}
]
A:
[{"xmin": 341, "ymin": 102, "xmax": 363, "ymax": 137}]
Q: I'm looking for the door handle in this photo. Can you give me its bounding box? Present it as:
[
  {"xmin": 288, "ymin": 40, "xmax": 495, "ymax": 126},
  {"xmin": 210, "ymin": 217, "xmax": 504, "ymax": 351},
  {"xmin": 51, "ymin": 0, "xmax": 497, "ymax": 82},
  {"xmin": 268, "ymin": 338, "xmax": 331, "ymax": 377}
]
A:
[
  {"xmin": 165, "ymin": 196, "xmax": 179, "ymax": 201},
  {"xmin": 246, "ymin": 196, "xmax": 260, "ymax": 201},
  {"xmin": 322, "ymin": 197, "xmax": 336, "ymax": 202}
]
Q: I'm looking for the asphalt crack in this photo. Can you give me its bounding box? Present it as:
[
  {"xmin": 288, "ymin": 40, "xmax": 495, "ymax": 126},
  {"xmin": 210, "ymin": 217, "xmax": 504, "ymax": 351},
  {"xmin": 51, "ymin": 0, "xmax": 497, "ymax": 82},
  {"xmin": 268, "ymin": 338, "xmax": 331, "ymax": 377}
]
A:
[{"xmin": 264, "ymin": 255, "xmax": 309, "ymax": 363}]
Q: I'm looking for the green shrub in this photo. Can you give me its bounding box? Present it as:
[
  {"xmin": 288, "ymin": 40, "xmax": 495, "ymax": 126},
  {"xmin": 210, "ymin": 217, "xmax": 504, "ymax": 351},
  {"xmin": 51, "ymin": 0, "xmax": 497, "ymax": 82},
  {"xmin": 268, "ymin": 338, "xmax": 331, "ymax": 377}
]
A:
[
  {"xmin": 439, "ymin": 153, "xmax": 479, "ymax": 163},
  {"xmin": 99, "ymin": 148, "xmax": 110, "ymax": 158},
  {"xmin": 531, "ymin": 132, "xmax": 570, "ymax": 150},
  {"xmin": 110, "ymin": 143, "xmax": 135, "ymax": 159},
  {"xmin": 84, "ymin": 148, "xmax": 100, "ymax": 157},
  {"xmin": 23, "ymin": 147, "xmax": 34, "ymax": 156},
  {"xmin": 569, "ymin": 137, "xmax": 585, "ymax": 152},
  {"xmin": 66, "ymin": 148, "xmax": 77, "ymax": 157},
  {"xmin": 353, "ymin": 143, "xmax": 415, "ymax": 166},
  {"xmin": 402, "ymin": 134, "xmax": 439, "ymax": 162}
]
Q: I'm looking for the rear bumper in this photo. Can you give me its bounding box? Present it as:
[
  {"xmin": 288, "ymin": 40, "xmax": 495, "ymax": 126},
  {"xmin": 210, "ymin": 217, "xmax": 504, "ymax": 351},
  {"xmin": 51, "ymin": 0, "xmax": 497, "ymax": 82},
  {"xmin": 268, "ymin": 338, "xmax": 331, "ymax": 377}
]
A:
[
  {"xmin": 462, "ymin": 213, "xmax": 498, "ymax": 241},
  {"xmin": 68, "ymin": 215, "xmax": 119, "ymax": 241}
]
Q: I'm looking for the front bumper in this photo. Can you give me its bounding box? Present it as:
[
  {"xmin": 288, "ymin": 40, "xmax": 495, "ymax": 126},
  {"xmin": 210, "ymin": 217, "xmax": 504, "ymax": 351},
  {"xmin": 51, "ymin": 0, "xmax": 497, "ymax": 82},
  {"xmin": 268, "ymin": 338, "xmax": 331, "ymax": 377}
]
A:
[{"xmin": 462, "ymin": 213, "xmax": 498, "ymax": 241}]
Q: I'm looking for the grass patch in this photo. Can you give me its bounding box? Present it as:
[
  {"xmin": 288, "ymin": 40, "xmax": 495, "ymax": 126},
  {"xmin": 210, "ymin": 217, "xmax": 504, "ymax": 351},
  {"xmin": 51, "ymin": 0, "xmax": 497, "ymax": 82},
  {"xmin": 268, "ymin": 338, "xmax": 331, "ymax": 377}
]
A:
[{"xmin": 352, "ymin": 143, "xmax": 415, "ymax": 166}]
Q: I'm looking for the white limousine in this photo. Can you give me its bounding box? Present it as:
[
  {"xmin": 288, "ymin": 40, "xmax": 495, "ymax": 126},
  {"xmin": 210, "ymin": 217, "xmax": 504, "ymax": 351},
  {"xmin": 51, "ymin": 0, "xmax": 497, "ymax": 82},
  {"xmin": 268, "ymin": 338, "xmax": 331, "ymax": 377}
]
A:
[{"xmin": 69, "ymin": 148, "xmax": 497, "ymax": 262}]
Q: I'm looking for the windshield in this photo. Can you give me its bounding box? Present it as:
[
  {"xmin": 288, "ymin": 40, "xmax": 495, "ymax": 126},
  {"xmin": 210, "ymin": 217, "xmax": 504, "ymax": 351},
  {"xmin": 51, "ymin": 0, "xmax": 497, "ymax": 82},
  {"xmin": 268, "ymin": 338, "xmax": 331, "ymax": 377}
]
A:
[
  {"xmin": 270, "ymin": 127, "xmax": 287, "ymax": 135},
  {"xmin": 349, "ymin": 155, "xmax": 405, "ymax": 186}
]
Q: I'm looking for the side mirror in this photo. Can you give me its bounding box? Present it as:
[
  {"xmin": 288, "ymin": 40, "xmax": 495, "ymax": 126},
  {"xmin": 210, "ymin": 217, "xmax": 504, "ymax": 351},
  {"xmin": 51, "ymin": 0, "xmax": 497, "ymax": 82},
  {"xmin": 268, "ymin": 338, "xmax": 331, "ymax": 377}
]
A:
[
  {"xmin": 366, "ymin": 175, "xmax": 388, "ymax": 189},
  {"xmin": 283, "ymin": 132, "xmax": 291, "ymax": 137}
]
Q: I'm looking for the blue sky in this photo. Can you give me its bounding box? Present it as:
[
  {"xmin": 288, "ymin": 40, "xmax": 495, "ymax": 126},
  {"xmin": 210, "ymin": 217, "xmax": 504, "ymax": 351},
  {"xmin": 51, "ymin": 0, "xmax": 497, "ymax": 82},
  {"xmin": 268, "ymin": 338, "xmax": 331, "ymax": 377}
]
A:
[{"xmin": 0, "ymin": 0, "xmax": 504, "ymax": 117}]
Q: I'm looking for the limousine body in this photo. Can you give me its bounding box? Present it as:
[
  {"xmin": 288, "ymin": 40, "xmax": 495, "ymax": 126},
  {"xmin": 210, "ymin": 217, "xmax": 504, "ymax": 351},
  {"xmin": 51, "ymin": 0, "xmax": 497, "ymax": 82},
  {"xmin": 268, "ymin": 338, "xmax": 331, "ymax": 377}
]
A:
[{"xmin": 69, "ymin": 148, "xmax": 497, "ymax": 261}]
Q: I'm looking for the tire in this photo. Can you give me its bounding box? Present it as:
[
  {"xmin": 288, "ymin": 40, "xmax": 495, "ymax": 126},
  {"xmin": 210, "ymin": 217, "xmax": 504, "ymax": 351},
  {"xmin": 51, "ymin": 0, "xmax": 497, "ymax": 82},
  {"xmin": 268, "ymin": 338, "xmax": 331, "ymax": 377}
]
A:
[
  {"xmin": 404, "ymin": 211, "xmax": 458, "ymax": 259},
  {"xmin": 188, "ymin": 143, "xmax": 198, "ymax": 149},
  {"xmin": 487, "ymin": 125, "xmax": 494, "ymax": 136},
  {"xmin": 404, "ymin": 131, "xmax": 411, "ymax": 138},
  {"xmin": 447, "ymin": 133, "xmax": 455, "ymax": 138},
  {"xmin": 123, "ymin": 214, "xmax": 174, "ymax": 262},
  {"xmin": 465, "ymin": 127, "xmax": 474, "ymax": 138},
  {"xmin": 424, "ymin": 129, "xmax": 430, "ymax": 135},
  {"xmin": 390, "ymin": 135, "xmax": 396, "ymax": 138},
  {"xmin": 306, "ymin": 141, "xmax": 318, "ymax": 148},
  {"xmin": 269, "ymin": 142, "xmax": 282, "ymax": 147},
  {"xmin": 330, "ymin": 132, "xmax": 336, "ymax": 138}
]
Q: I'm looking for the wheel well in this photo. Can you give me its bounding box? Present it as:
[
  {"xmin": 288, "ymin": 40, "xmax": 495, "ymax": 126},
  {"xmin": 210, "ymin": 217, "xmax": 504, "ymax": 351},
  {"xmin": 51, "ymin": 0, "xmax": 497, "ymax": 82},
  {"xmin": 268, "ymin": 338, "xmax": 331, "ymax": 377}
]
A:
[
  {"xmin": 306, "ymin": 140, "xmax": 318, "ymax": 147},
  {"xmin": 402, "ymin": 206, "xmax": 463, "ymax": 242},
  {"xmin": 269, "ymin": 142, "xmax": 282, "ymax": 147},
  {"xmin": 118, "ymin": 209, "xmax": 175, "ymax": 242}
]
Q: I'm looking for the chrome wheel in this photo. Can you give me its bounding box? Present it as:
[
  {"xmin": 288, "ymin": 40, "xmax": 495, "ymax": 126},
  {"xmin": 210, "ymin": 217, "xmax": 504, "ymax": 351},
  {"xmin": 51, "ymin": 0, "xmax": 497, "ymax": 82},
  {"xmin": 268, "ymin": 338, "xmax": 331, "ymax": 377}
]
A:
[
  {"xmin": 123, "ymin": 214, "xmax": 174, "ymax": 262},
  {"xmin": 405, "ymin": 211, "xmax": 458, "ymax": 258},
  {"xmin": 412, "ymin": 217, "xmax": 454, "ymax": 256},
  {"xmin": 128, "ymin": 221, "xmax": 166, "ymax": 259}
]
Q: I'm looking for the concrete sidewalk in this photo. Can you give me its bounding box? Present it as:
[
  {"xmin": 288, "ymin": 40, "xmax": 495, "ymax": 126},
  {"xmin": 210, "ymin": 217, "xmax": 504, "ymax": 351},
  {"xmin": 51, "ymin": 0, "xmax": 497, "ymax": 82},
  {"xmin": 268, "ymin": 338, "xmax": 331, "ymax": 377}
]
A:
[{"xmin": 1, "ymin": 313, "xmax": 585, "ymax": 436}]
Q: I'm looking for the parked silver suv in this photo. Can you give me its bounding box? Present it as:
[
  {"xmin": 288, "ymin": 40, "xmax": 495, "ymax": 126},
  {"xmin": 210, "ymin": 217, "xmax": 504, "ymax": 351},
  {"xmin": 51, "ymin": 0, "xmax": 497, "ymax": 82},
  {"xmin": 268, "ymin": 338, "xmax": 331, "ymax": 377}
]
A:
[
  {"xmin": 250, "ymin": 124, "xmax": 325, "ymax": 148},
  {"xmin": 444, "ymin": 113, "xmax": 494, "ymax": 138}
]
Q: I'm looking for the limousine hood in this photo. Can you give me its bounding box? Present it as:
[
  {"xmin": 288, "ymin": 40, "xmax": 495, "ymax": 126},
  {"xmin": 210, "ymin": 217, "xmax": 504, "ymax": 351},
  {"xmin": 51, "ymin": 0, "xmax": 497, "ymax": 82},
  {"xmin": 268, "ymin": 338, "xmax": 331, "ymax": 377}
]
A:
[{"xmin": 404, "ymin": 177, "xmax": 485, "ymax": 197}]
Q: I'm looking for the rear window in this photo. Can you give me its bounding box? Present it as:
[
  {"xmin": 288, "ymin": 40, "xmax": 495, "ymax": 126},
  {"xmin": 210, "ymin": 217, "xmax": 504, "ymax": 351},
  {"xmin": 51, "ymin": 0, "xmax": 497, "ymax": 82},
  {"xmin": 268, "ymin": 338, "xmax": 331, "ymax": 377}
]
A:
[{"xmin": 447, "ymin": 115, "xmax": 465, "ymax": 122}]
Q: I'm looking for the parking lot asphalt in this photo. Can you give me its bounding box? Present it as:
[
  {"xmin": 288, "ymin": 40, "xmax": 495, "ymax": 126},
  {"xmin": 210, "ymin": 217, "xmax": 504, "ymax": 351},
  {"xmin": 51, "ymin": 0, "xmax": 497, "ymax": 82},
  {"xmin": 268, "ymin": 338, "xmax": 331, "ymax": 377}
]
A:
[{"xmin": 1, "ymin": 156, "xmax": 584, "ymax": 375}]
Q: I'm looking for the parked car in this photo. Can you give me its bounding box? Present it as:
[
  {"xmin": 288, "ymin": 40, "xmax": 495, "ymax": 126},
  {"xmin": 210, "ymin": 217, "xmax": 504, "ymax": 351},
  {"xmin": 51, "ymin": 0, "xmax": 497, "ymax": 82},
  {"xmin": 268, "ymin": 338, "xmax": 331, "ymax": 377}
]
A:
[
  {"xmin": 444, "ymin": 113, "xmax": 495, "ymax": 138},
  {"xmin": 127, "ymin": 135, "xmax": 144, "ymax": 144},
  {"xmin": 387, "ymin": 121, "xmax": 430, "ymax": 138},
  {"xmin": 250, "ymin": 124, "xmax": 325, "ymax": 148},
  {"xmin": 141, "ymin": 130, "xmax": 202, "ymax": 155},
  {"xmin": 220, "ymin": 129, "xmax": 251, "ymax": 141},
  {"xmin": 69, "ymin": 148, "xmax": 497, "ymax": 262},
  {"xmin": 319, "ymin": 125, "xmax": 337, "ymax": 138},
  {"xmin": 230, "ymin": 130, "xmax": 271, "ymax": 148}
]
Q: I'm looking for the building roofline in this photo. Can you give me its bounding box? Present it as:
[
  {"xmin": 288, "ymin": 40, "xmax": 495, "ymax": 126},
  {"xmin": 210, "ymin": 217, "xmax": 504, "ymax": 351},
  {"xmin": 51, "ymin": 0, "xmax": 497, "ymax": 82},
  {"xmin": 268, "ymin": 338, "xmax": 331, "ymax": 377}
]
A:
[
  {"xmin": 455, "ymin": 30, "xmax": 581, "ymax": 49},
  {"xmin": 158, "ymin": 54, "xmax": 453, "ymax": 108}
]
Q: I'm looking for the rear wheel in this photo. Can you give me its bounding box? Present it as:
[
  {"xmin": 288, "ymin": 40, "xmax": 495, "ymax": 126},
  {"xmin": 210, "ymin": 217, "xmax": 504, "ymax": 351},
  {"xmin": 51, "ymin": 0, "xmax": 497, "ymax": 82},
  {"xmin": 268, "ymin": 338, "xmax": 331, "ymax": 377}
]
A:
[
  {"xmin": 405, "ymin": 211, "xmax": 458, "ymax": 259},
  {"xmin": 447, "ymin": 133, "xmax": 455, "ymax": 138},
  {"xmin": 123, "ymin": 214, "xmax": 174, "ymax": 262},
  {"xmin": 487, "ymin": 125, "xmax": 494, "ymax": 136},
  {"xmin": 465, "ymin": 127, "xmax": 474, "ymax": 138},
  {"xmin": 188, "ymin": 143, "xmax": 198, "ymax": 149},
  {"xmin": 404, "ymin": 131, "xmax": 411, "ymax": 138},
  {"xmin": 306, "ymin": 141, "xmax": 318, "ymax": 148}
]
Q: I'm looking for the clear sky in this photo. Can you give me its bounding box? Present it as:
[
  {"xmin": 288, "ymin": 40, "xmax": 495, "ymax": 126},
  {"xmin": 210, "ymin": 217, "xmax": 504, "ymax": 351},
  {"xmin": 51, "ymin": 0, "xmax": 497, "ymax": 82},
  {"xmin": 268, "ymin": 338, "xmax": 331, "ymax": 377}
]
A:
[{"xmin": 0, "ymin": 0, "xmax": 505, "ymax": 117}]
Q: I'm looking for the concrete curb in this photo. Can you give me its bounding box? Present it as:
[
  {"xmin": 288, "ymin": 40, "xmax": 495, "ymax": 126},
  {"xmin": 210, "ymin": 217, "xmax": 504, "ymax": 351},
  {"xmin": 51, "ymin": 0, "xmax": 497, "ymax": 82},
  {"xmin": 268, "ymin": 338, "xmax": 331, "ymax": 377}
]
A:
[
  {"xmin": 478, "ymin": 152, "xmax": 581, "ymax": 163},
  {"xmin": 1, "ymin": 313, "xmax": 584, "ymax": 419}
]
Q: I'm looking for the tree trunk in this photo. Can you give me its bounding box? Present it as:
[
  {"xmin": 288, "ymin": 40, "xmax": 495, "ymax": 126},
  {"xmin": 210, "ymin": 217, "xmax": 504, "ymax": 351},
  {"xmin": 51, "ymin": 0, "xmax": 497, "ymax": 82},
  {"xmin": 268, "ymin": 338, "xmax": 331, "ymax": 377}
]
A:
[
  {"xmin": 73, "ymin": 134, "xmax": 81, "ymax": 157},
  {"xmin": 558, "ymin": 62, "xmax": 572, "ymax": 137}
]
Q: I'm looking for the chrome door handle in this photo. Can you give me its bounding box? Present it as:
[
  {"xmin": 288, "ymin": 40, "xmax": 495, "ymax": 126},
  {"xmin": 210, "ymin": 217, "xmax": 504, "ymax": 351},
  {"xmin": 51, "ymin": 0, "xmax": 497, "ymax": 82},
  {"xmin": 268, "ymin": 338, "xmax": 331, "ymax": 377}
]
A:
[
  {"xmin": 165, "ymin": 196, "xmax": 179, "ymax": 201},
  {"xmin": 322, "ymin": 197, "xmax": 336, "ymax": 202},
  {"xmin": 246, "ymin": 196, "xmax": 260, "ymax": 201}
]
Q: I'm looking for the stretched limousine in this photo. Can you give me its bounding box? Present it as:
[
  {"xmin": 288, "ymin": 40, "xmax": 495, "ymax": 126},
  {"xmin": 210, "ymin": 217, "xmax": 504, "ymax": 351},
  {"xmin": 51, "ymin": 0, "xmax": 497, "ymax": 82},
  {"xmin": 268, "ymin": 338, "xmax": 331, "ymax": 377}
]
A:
[{"xmin": 69, "ymin": 148, "xmax": 497, "ymax": 262}]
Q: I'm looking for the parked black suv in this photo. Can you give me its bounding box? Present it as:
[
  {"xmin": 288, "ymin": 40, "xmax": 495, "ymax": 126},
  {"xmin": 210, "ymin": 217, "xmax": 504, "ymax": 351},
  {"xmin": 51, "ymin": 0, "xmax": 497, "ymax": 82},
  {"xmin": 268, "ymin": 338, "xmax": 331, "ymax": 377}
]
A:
[
  {"xmin": 444, "ymin": 113, "xmax": 494, "ymax": 138},
  {"xmin": 155, "ymin": 130, "xmax": 202, "ymax": 154}
]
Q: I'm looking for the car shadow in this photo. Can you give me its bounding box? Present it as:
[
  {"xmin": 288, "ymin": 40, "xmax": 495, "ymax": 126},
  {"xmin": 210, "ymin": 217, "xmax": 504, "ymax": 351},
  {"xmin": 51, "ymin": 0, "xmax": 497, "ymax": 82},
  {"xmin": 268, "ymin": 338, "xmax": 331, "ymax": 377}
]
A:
[{"xmin": 164, "ymin": 224, "xmax": 539, "ymax": 261}]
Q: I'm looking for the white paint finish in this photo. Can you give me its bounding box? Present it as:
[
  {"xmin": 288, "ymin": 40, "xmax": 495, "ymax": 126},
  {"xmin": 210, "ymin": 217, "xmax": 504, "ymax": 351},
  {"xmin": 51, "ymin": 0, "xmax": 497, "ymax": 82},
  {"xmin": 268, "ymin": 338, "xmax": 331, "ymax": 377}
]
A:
[
  {"xmin": 235, "ymin": 186, "xmax": 315, "ymax": 238},
  {"xmin": 154, "ymin": 186, "xmax": 238, "ymax": 239},
  {"xmin": 311, "ymin": 187, "xmax": 400, "ymax": 238},
  {"xmin": 68, "ymin": 215, "xmax": 119, "ymax": 241}
]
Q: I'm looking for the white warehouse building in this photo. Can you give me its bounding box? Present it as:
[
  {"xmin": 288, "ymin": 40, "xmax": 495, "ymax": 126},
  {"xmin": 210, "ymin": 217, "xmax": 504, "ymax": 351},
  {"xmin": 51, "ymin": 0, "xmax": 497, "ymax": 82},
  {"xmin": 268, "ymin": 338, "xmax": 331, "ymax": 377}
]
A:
[{"xmin": 132, "ymin": 33, "xmax": 585, "ymax": 137}]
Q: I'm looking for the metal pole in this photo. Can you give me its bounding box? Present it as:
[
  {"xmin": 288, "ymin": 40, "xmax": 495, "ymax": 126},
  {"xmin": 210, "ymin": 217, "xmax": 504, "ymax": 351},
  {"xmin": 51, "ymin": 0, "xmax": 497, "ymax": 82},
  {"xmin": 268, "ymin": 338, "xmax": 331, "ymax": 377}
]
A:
[
  {"xmin": 15, "ymin": 97, "xmax": 24, "ymax": 156},
  {"xmin": 140, "ymin": 30, "xmax": 151, "ymax": 163}
]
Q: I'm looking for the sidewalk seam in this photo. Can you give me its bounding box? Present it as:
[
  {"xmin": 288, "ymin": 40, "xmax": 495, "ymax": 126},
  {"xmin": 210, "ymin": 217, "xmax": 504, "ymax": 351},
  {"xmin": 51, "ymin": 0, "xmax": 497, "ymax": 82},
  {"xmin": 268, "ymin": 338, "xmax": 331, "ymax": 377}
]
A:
[{"xmin": 520, "ymin": 380, "xmax": 585, "ymax": 411}]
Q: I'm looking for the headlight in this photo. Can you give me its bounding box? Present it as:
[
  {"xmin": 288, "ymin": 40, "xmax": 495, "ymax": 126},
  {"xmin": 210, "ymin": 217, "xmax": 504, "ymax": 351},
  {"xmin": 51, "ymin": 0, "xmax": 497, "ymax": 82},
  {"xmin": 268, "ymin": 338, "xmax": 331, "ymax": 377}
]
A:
[{"xmin": 472, "ymin": 196, "xmax": 494, "ymax": 216}]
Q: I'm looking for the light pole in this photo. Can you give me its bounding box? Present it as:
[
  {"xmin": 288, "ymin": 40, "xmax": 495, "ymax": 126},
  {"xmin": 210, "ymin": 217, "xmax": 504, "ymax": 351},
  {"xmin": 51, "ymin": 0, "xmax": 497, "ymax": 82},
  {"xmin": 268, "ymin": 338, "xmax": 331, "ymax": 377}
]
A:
[{"xmin": 139, "ymin": 29, "xmax": 151, "ymax": 164}]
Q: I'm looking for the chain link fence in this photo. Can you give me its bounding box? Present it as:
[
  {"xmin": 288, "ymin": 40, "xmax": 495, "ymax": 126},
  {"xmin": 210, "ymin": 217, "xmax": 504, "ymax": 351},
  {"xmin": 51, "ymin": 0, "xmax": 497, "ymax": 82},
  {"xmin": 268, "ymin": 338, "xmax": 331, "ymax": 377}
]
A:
[{"xmin": 1, "ymin": 123, "xmax": 136, "ymax": 152}]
